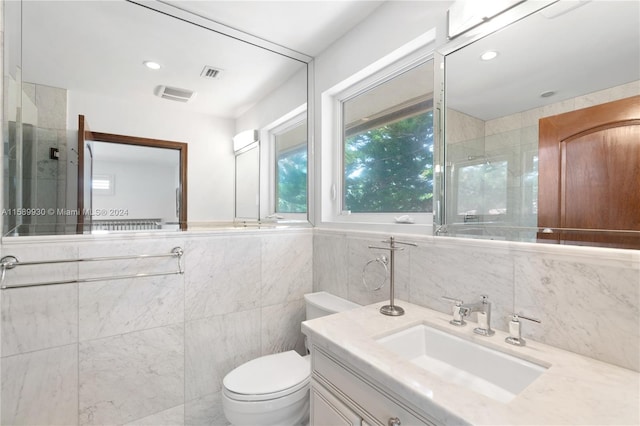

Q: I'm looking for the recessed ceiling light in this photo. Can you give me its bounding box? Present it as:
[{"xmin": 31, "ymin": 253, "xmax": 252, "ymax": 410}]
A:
[
  {"xmin": 143, "ymin": 61, "xmax": 161, "ymax": 70},
  {"xmin": 540, "ymin": 90, "xmax": 556, "ymax": 98},
  {"xmin": 480, "ymin": 51, "xmax": 498, "ymax": 61}
]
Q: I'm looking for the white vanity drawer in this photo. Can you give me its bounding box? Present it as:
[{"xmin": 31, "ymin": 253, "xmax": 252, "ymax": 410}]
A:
[{"xmin": 312, "ymin": 347, "xmax": 435, "ymax": 426}]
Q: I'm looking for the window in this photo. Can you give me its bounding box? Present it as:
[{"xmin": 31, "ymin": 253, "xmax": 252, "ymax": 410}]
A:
[
  {"xmin": 275, "ymin": 120, "xmax": 307, "ymax": 213},
  {"xmin": 341, "ymin": 60, "xmax": 434, "ymax": 215},
  {"xmin": 92, "ymin": 174, "xmax": 114, "ymax": 196},
  {"xmin": 264, "ymin": 108, "xmax": 307, "ymax": 219},
  {"xmin": 276, "ymin": 142, "xmax": 307, "ymax": 213}
]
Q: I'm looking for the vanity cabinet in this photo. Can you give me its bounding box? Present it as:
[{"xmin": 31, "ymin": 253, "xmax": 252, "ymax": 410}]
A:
[
  {"xmin": 311, "ymin": 380, "xmax": 363, "ymax": 426},
  {"xmin": 310, "ymin": 346, "xmax": 435, "ymax": 426}
]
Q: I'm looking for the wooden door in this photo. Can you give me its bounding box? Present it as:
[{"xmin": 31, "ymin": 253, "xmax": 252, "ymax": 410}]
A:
[
  {"xmin": 538, "ymin": 95, "xmax": 640, "ymax": 249},
  {"xmin": 77, "ymin": 114, "xmax": 93, "ymax": 234}
]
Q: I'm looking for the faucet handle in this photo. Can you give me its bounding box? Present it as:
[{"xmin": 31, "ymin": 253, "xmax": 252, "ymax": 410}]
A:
[
  {"xmin": 441, "ymin": 295, "xmax": 463, "ymax": 306},
  {"xmin": 513, "ymin": 313, "xmax": 541, "ymax": 324},
  {"xmin": 505, "ymin": 313, "xmax": 541, "ymax": 346},
  {"xmin": 442, "ymin": 296, "xmax": 466, "ymax": 326}
]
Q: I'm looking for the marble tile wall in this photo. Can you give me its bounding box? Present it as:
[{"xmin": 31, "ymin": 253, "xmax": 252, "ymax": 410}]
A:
[
  {"xmin": 313, "ymin": 228, "xmax": 640, "ymax": 372},
  {"xmin": 0, "ymin": 229, "xmax": 313, "ymax": 425},
  {"xmin": 0, "ymin": 227, "xmax": 637, "ymax": 425},
  {"xmin": 15, "ymin": 83, "xmax": 70, "ymax": 234}
]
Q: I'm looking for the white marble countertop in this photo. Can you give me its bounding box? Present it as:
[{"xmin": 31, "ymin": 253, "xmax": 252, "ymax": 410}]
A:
[{"xmin": 302, "ymin": 300, "xmax": 640, "ymax": 425}]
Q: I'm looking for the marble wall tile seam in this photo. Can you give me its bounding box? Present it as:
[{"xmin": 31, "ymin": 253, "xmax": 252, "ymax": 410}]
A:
[
  {"xmin": 180, "ymin": 296, "xmax": 304, "ymax": 324},
  {"xmin": 77, "ymin": 320, "xmax": 187, "ymax": 347},
  {"xmin": 1, "ymin": 343, "xmax": 79, "ymax": 426},
  {"xmin": 185, "ymin": 309, "xmax": 261, "ymax": 401},
  {"xmin": 184, "ymin": 305, "xmax": 263, "ymax": 325},
  {"xmin": 78, "ymin": 324, "xmax": 185, "ymax": 425},
  {"xmin": 183, "ymin": 390, "xmax": 219, "ymax": 406},
  {"xmin": 0, "ymin": 341, "xmax": 79, "ymax": 360},
  {"xmin": 184, "ymin": 391, "xmax": 226, "ymax": 426},
  {"xmin": 260, "ymin": 299, "xmax": 307, "ymax": 357},
  {"xmin": 260, "ymin": 233, "xmax": 313, "ymax": 307},
  {"xmin": 1, "ymin": 283, "xmax": 79, "ymax": 357},
  {"xmin": 77, "ymin": 274, "xmax": 185, "ymax": 342},
  {"xmin": 124, "ymin": 402, "xmax": 185, "ymax": 426},
  {"xmin": 259, "ymin": 296, "xmax": 307, "ymax": 310}
]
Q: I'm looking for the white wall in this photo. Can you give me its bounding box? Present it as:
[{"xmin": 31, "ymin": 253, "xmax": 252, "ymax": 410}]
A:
[
  {"xmin": 93, "ymin": 159, "xmax": 178, "ymax": 222},
  {"xmin": 235, "ymin": 66, "xmax": 307, "ymax": 133},
  {"xmin": 68, "ymin": 91, "xmax": 236, "ymax": 221},
  {"xmin": 313, "ymin": 1, "xmax": 451, "ymax": 95}
]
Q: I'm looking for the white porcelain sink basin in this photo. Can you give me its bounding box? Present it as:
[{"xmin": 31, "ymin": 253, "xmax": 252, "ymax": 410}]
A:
[{"xmin": 376, "ymin": 324, "xmax": 547, "ymax": 403}]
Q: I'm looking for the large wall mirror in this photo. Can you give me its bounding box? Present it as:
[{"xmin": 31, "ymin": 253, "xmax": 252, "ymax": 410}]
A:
[
  {"xmin": 439, "ymin": 0, "xmax": 639, "ymax": 249},
  {"xmin": 3, "ymin": 0, "xmax": 309, "ymax": 236}
]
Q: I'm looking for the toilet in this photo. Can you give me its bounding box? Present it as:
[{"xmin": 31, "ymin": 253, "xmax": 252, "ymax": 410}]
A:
[{"xmin": 222, "ymin": 292, "xmax": 361, "ymax": 426}]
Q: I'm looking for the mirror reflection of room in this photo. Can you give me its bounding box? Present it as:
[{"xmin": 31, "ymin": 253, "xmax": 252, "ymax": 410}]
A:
[
  {"xmin": 274, "ymin": 115, "xmax": 308, "ymax": 217},
  {"xmin": 4, "ymin": 0, "xmax": 308, "ymax": 236},
  {"xmin": 90, "ymin": 142, "xmax": 181, "ymax": 231},
  {"xmin": 443, "ymin": 0, "xmax": 639, "ymax": 247}
]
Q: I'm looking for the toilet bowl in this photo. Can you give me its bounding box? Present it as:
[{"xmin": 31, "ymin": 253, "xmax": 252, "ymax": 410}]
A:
[
  {"xmin": 222, "ymin": 292, "xmax": 360, "ymax": 426},
  {"xmin": 222, "ymin": 351, "xmax": 310, "ymax": 426}
]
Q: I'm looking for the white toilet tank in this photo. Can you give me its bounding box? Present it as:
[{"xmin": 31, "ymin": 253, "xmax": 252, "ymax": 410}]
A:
[{"xmin": 304, "ymin": 291, "xmax": 360, "ymax": 320}]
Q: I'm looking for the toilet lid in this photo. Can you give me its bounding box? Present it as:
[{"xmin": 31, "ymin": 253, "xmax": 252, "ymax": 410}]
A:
[{"xmin": 223, "ymin": 350, "xmax": 310, "ymax": 396}]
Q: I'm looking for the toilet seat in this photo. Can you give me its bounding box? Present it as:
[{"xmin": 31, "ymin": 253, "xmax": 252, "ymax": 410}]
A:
[
  {"xmin": 223, "ymin": 351, "xmax": 310, "ymax": 402},
  {"xmin": 223, "ymin": 377, "xmax": 310, "ymax": 402}
]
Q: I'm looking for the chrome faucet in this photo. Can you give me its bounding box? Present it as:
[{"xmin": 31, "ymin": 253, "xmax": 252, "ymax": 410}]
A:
[
  {"xmin": 462, "ymin": 295, "xmax": 494, "ymax": 336},
  {"xmin": 442, "ymin": 295, "xmax": 495, "ymax": 336}
]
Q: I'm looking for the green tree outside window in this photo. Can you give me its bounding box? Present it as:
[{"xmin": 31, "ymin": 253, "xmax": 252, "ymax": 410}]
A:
[
  {"xmin": 277, "ymin": 147, "xmax": 307, "ymax": 213},
  {"xmin": 344, "ymin": 111, "xmax": 434, "ymax": 213}
]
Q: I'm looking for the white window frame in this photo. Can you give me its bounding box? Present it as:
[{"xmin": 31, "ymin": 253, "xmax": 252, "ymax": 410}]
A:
[
  {"xmin": 260, "ymin": 105, "xmax": 307, "ymax": 221},
  {"xmin": 320, "ymin": 30, "xmax": 437, "ymax": 232}
]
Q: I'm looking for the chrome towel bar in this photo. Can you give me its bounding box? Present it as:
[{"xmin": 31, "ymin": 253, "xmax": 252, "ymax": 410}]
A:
[{"xmin": 0, "ymin": 247, "xmax": 184, "ymax": 290}]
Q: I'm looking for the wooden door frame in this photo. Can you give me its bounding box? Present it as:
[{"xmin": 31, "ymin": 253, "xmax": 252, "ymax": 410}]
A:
[{"xmin": 77, "ymin": 114, "xmax": 188, "ymax": 232}]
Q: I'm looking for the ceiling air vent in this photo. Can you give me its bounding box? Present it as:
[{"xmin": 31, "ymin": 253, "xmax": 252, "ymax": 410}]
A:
[
  {"xmin": 200, "ymin": 65, "xmax": 223, "ymax": 80},
  {"xmin": 155, "ymin": 85, "xmax": 196, "ymax": 103}
]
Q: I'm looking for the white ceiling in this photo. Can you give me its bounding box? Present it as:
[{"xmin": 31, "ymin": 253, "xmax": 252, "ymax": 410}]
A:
[
  {"xmin": 23, "ymin": 1, "xmax": 637, "ymax": 124},
  {"xmin": 446, "ymin": 0, "xmax": 640, "ymax": 121},
  {"xmin": 21, "ymin": 0, "xmax": 384, "ymax": 118},
  {"xmin": 162, "ymin": 1, "xmax": 385, "ymax": 57}
]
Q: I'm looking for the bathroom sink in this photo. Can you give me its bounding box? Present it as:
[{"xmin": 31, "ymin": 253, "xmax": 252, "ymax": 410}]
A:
[{"xmin": 376, "ymin": 324, "xmax": 547, "ymax": 403}]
